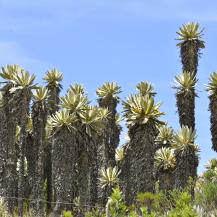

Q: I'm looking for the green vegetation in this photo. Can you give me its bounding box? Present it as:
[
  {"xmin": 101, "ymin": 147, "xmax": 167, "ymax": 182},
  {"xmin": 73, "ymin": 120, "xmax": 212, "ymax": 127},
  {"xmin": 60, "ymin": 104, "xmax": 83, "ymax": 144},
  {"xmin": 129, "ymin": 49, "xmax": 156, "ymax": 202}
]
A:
[{"xmin": 0, "ymin": 22, "xmax": 216, "ymax": 217}]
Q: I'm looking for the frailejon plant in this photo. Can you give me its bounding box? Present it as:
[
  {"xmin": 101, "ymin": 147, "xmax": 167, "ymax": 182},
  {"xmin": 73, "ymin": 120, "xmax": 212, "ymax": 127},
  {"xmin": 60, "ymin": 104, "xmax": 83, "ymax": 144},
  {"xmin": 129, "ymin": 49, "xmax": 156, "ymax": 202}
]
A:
[{"xmin": 122, "ymin": 92, "xmax": 164, "ymax": 204}]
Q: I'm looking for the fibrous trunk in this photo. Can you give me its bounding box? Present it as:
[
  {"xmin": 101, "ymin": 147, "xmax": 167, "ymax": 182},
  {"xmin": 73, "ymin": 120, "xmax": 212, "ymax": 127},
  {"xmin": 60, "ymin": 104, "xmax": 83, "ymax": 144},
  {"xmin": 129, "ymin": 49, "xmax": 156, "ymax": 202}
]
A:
[
  {"xmin": 2, "ymin": 85, "xmax": 18, "ymax": 213},
  {"xmin": 180, "ymin": 40, "xmax": 200, "ymax": 76},
  {"xmin": 98, "ymin": 96, "xmax": 120, "ymax": 168},
  {"xmin": 158, "ymin": 170, "xmax": 175, "ymax": 192},
  {"xmin": 45, "ymin": 84, "xmax": 60, "ymax": 213},
  {"xmin": 176, "ymin": 92, "xmax": 195, "ymax": 130},
  {"xmin": 174, "ymin": 150, "xmax": 198, "ymax": 190},
  {"xmin": 209, "ymin": 94, "xmax": 217, "ymax": 152},
  {"xmin": 30, "ymin": 101, "xmax": 47, "ymax": 217},
  {"xmin": 97, "ymin": 97, "xmax": 120, "ymax": 206},
  {"xmin": 52, "ymin": 127, "xmax": 77, "ymax": 216},
  {"xmin": 17, "ymin": 92, "xmax": 30, "ymax": 217},
  {"xmin": 77, "ymin": 132, "xmax": 96, "ymax": 215},
  {"xmin": 125, "ymin": 123, "xmax": 158, "ymax": 204},
  {"xmin": 89, "ymin": 142, "xmax": 99, "ymax": 207},
  {"xmin": 119, "ymin": 143, "xmax": 130, "ymax": 202},
  {"xmin": 0, "ymin": 105, "xmax": 7, "ymax": 196}
]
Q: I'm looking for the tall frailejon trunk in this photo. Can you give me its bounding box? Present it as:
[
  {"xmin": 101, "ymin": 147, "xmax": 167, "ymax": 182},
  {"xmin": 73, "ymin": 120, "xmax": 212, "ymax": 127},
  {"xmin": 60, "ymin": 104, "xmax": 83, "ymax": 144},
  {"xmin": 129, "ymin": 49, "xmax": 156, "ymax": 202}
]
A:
[
  {"xmin": 125, "ymin": 123, "xmax": 158, "ymax": 204},
  {"xmin": 77, "ymin": 148, "xmax": 90, "ymax": 216},
  {"xmin": 0, "ymin": 101, "xmax": 7, "ymax": 196},
  {"xmin": 78, "ymin": 131, "xmax": 96, "ymax": 215},
  {"xmin": 119, "ymin": 143, "xmax": 130, "ymax": 201},
  {"xmin": 180, "ymin": 40, "xmax": 200, "ymax": 77},
  {"xmin": 98, "ymin": 96, "xmax": 120, "ymax": 168},
  {"xmin": 30, "ymin": 101, "xmax": 47, "ymax": 217},
  {"xmin": 176, "ymin": 92, "xmax": 195, "ymax": 130},
  {"xmin": 52, "ymin": 127, "xmax": 77, "ymax": 216},
  {"xmin": 176, "ymin": 25, "xmax": 204, "ymax": 190},
  {"xmin": 97, "ymin": 97, "xmax": 120, "ymax": 207},
  {"xmin": 158, "ymin": 170, "xmax": 175, "ymax": 192},
  {"xmin": 89, "ymin": 141, "xmax": 99, "ymax": 207},
  {"xmin": 26, "ymin": 133, "xmax": 34, "ymax": 196},
  {"xmin": 2, "ymin": 85, "xmax": 18, "ymax": 213},
  {"xmin": 174, "ymin": 150, "xmax": 198, "ymax": 189},
  {"xmin": 45, "ymin": 84, "xmax": 61, "ymax": 213},
  {"xmin": 17, "ymin": 91, "xmax": 30, "ymax": 217},
  {"xmin": 209, "ymin": 94, "xmax": 217, "ymax": 152}
]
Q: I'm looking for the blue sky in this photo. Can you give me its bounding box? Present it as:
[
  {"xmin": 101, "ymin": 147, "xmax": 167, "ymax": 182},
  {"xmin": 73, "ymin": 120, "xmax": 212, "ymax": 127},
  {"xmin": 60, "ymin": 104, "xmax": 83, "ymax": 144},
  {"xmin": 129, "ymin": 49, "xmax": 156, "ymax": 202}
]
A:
[{"xmin": 0, "ymin": 0, "xmax": 217, "ymax": 173}]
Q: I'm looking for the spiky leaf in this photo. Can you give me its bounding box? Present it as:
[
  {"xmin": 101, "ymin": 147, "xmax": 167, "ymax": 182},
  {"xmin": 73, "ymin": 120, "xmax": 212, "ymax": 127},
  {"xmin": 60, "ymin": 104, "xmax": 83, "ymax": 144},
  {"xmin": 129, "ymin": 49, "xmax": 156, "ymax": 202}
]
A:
[
  {"xmin": 0, "ymin": 64, "xmax": 21, "ymax": 81},
  {"xmin": 115, "ymin": 147, "xmax": 124, "ymax": 162},
  {"xmin": 79, "ymin": 106, "xmax": 108, "ymax": 136},
  {"xmin": 96, "ymin": 82, "xmax": 121, "ymax": 99},
  {"xmin": 9, "ymin": 69, "xmax": 36, "ymax": 93},
  {"xmin": 206, "ymin": 72, "xmax": 217, "ymax": 95},
  {"xmin": 206, "ymin": 158, "xmax": 217, "ymax": 170},
  {"xmin": 155, "ymin": 125, "xmax": 173, "ymax": 146},
  {"xmin": 173, "ymin": 71, "xmax": 197, "ymax": 96},
  {"xmin": 43, "ymin": 68, "xmax": 63, "ymax": 87},
  {"xmin": 68, "ymin": 83, "xmax": 85, "ymax": 95},
  {"xmin": 99, "ymin": 166, "xmax": 120, "ymax": 188},
  {"xmin": 49, "ymin": 110, "xmax": 77, "ymax": 131},
  {"xmin": 172, "ymin": 125, "xmax": 200, "ymax": 155},
  {"xmin": 155, "ymin": 147, "xmax": 176, "ymax": 171},
  {"xmin": 123, "ymin": 94, "xmax": 164, "ymax": 126},
  {"xmin": 176, "ymin": 22, "xmax": 205, "ymax": 47},
  {"xmin": 61, "ymin": 92, "xmax": 88, "ymax": 114},
  {"xmin": 33, "ymin": 87, "xmax": 48, "ymax": 101},
  {"xmin": 136, "ymin": 81, "xmax": 156, "ymax": 97}
]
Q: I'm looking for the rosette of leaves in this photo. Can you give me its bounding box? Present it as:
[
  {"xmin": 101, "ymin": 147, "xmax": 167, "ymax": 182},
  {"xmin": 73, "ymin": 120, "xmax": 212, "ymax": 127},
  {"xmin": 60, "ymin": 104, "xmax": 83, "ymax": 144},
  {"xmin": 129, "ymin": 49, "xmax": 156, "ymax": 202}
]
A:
[
  {"xmin": 43, "ymin": 68, "xmax": 63, "ymax": 88},
  {"xmin": 176, "ymin": 22, "xmax": 204, "ymax": 47},
  {"xmin": 49, "ymin": 109, "xmax": 78, "ymax": 131},
  {"xmin": 155, "ymin": 147, "xmax": 176, "ymax": 171},
  {"xmin": 123, "ymin": 94, "xmax": 164, "ymax": 127},
  {"xmin": 99, "ymin": 166, "xmax": 120, "ymax": 189},
  {"xmin": 206, "ymin": 72, "xmax": 217, "ymax": 151},
  {"xmin": 96, "ymin": 82, "xmax": 121, "ymax": 100},
  {"xmin": 172, "ymin": 125, "xmax": 200, "ymax": 189},
  {"xmin": 155, "ymin": 125, "xmax": 174, "ymax": 148},
  {"xmin": 173, "ymin": 71, "xmax": 197, "ymax": 130},
  {"xmin": 136, "ymin": 81, "xmax": 156, "ymax": 97}
]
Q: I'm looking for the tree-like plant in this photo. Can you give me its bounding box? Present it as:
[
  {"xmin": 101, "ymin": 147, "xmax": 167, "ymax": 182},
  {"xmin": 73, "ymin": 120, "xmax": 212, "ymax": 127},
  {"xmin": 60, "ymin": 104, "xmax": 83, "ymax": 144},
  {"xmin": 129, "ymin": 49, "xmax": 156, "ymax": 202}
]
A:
[
  {"xmin": 43, "ymin": 69, "xmax": 63, "ymax": 213},
  {"xmin": 30, "ymin": 87, "xmax": 48, "ymax": 217},
  {"xmin": 122, "ymin": 93, "xmax": 164, "ymax": 204},
  {"xmin": 172, "ymin": 125, "xmax": 200, "ymax": 190},
  {"xmin": 61, "ymin": 89, "xmax": 88, "ymax": 115},
  {"xmin": 50, "ymin": 110, "xmax": 78, "ymax": 216},
  {"xmin": 9, "ymin": 68, "xmax": 36, "ymax": 216},
  {"xmin": 96, "ymin": 82, "xmax": 121, "ymax": 168},
  {"xmin": 136, "ymin": 81, "xmax": 156, "ymax": 98},
  {"xmin": 99, "ymin": 166, "xmax": 120, "ymax": 189},
  {"xmin": 205, "ymin": 158, "xmax": 217, "ymax": 170},
  {"xmin": 206, "ymin": 72, "xmax": 217, "ymax": 152},
  {"xmin": 99, "ymin": 166, "xmax": 120, "ymax": 206},
  {"xmin": 0, "ymin": 65, "xmax": 29, "ymax": 214},
  {"xmin": 0, "ymin": 91, "xmax": 6, "ymax": 196},
  {"xmin": 77, "ymin": 105, "xmax": 108, "ymax": 209},
  {"xmin": 60, "ymin": 85, "xmax": 88, "ymax": 209},
  {"xmin": 44, "ymin": 69, "xmax": 63, "ymax": 115},
  {"xmin": 173, "ymin": 71, "xmax": 197, "ymax": 130},
  {"xmin": 155, "ymin": 125, "xmax": 174, "ymax": 149},
  {"xmin": 154, "ymin": 147, "xmax": 176, "ymax": 191},
  {"xmin": 176, "ymin": 22, "xmax": 205, "ymax": 76}
]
